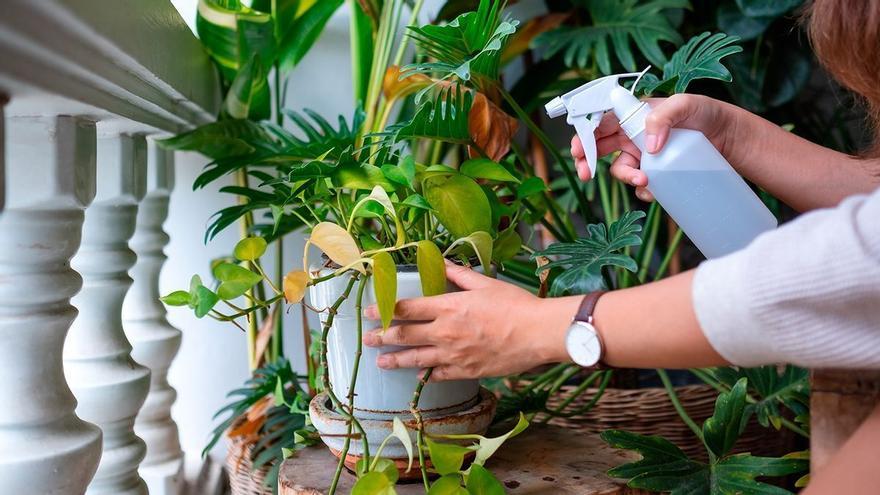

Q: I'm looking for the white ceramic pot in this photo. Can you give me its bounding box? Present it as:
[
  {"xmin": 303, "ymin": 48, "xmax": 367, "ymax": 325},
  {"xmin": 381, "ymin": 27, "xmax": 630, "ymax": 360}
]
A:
[{"xmin": 309, "ymin": 266, "xmax": 480, "ymax": 420}]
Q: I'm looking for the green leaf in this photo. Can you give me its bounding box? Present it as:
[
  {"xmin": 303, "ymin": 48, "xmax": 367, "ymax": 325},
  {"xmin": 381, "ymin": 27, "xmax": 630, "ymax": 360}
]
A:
[
  {"xmin": 159, "ymin": 119, "xmax": 272, "ymax": 159},
  {"xmin": 404, "ymin": 0, "xmax": 518, "ymax": 89},
  {"xmin": 534, "ymin": 210, "xmax": 645, "ymax": 296},
  {"xmin": 735, "ymin": 0, "xmax": 802, "ymax": 18},
  {"xmin": 427, "ymin": 474, "xmax": 467, "ymax": 495},
  {"xmin": 447, "ymin": 232, "xmax": 493, "ymax": 272},
  {"xmin": 372, "ymin": 252, "xmax": 397, "ymax": 330},
  {"xmin": 465, "ymin": 465, "xmax": 504, "ymax": 495},
  {"xmin": 381, "ymin": 164, "xmax": 411, "ymax": 187},
  {"xmin": 334, "ymin": 163, "xmax": 394, "ymax": 191},
  {"xmin": 714, "ymin": 453, "xmax": 808, "ymax": 494},
  {"xmin": 472, "ymin": 412, "xmax": 529, "ymax": 466},
  {"xmin": 460, "ymin": 159, "xmax": 520, "ymax": 183},
  {"xmin": 534, "ymin": 0, "xmax": 687, "ymax": 74},
  {"xmin": 417, "ymin": 240, "xmax": 447, "ymax": 297},
  {"xmin": 356, "ymin": 457, "xmax": 400, "ymax": 484},
  {"xmin": 161, "ymin": 290, "xmax": 191, "ymax": 306},
  {"xmin": 492, "ymin": 229, "xmax": 522, "ymax": 263},
  {"xmin": 516, "ymin": 176, "xmax": 547, "ymax": 199},
  {"xmin": 391, "ymin": 417, "xmax": 414, "ymax": 472},
  {"xmin": 400, "ymin": 194, "xmax": 434, "ymax": 211},
  {"xmin": 424, "ymin": 174, "xmax": 492, "ymax": 238},
  {"xmin": 638, "ymin": 32, "xmax": 743, "ymax": 95},
  {"xmin": 234, "ymin": 236, "xmax": 268, "ymax": 261},
  {"xmin": 351, "ymin": 471, "xmax": 396, "ymax": 495},
  {"xmin": 426, "ymin": 439, "xmax": 472, "ymax": 476},
  {"xmin": 193, "ymin": 285, "xmax": 220, "ymax": 318},
  {"xmin": 196, "ymin": 0, "xmax": 274, "ymax": 80},
  {"xmin": 377, "ymin": 85, "xmax": 473, "ymax": 149},
  {"xmin": 276, "ymin": 0, "xmax": 344, "ymax": 70},
  {"xmin": 703, "ymin": 378, "xmax": 750, "ymax": 459},
  {"xmin": 274, "ymin": 376, "xmax": 285, "ymax": 406},
  {"xmin": 716, "ymin": 2, "xmax": 774, "ymax": 41},
  {"xmin": 224, "ymin": 53, "xmax": 270, "ymax": 120},
  {"xmin": 213, "ymin": 262, "xmax": 264, "ymax": 300},
  {"xmin": 601, "ymin": 430, "xmax": 703, "ymax": 482}
]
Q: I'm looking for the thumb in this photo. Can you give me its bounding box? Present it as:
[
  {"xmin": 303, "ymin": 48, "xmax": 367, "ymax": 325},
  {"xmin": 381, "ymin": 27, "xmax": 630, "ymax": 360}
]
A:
[
  {"xmin": 643, "ymin": 95, "xmax": 698, "ymax": 154},
  {"xmin": 444, "ymin": 260, "xmax": 495, "ymax": 290}
]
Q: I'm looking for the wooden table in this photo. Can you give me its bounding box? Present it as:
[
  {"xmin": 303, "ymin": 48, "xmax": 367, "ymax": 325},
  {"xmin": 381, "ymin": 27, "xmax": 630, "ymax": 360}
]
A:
[{"xmin": 279, "ymin": 424, "xmax": 645, "ymax": 494}]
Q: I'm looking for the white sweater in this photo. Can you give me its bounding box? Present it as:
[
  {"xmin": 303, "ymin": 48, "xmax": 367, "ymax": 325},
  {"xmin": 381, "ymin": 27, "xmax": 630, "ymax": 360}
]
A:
[{"xmin": 693, "ymin": 187, "xmax": 880, "ymax": 369}]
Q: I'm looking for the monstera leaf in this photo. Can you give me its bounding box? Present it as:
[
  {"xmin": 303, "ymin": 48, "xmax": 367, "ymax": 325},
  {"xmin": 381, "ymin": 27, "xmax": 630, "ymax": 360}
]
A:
[
  {"xmin": 533, "ymin": 210, "xmax": 645, "ymax": 296},
  {"xmin": 637, "ymin": 32, "xmax": 743, "ymax": 95},
  {"xmin": 603, "ymin": 378, "xmax": 808, "ymax": 494},
  {"xmin": 404, "ymin": 0, "xmax": 518, "ymax": 89},
  {"xmin": 533, "ymin": 0, "xmax": 686, "ymax": 74}
]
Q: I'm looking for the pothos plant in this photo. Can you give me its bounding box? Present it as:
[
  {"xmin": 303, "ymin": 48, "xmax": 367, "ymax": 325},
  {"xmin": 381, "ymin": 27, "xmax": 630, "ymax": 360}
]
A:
[{"xmin": 161, "ymin": 0, "xmax": 815, "ymax": 493}]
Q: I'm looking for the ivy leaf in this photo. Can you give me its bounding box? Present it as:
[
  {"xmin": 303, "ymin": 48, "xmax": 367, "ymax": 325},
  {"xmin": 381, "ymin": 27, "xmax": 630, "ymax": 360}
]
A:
[
  {"xmin": 439, "ymin": 412, "xmax": 529, "ymax": 467},
  {"xmin": 703, "ymin": 378, "xmax": 750, "ymax": 459},
  {"xmin": 533, "ymin": 0, "xmax": 687, "ymax": 74},
  {"xmin": 516, "ymin": 176, "xmax": 547, "ymax": 199},
  {"xmin": 161, "ymin": 290, "xmax": 191, "ymax": 306},
  {"xmin": 416, "ymin": 240, "xmax": 447, "ymax": 297},
  {"xmin": 427, "ymin": 474, "xmax": 467, "ymax": 495},
  {"xmin": 465, "ymin": 464, "xmax": 505, "ymax": 495},
  {"xmin": 424, "ymin": 174, "xmax": 492, "ymax": 238},
  {"xmin": 213, "ymin": 263, "xmax": 264, "ymax": 300},
  {"xmin": 638, "ymin": 32, "xmax": 743, "ymax": 95},
  {"xmin": 234, "ymin": 236, "xmax": 268, "ymax": 261},
  {"xmin": 492, "ymin": 229, "xmax": 522, "ymax": 263},
  {"xmin": 372, "ymin": 251, "xmax": 397, "ymax": 330},
  {"xmin": 351, "ymin": 471, "xmax": 396, "ymax": 495},
  {"xmin": 192, "ymin": 285, "xmax": 220, "ymax": 318},
  {"xmin": 309, "ymin": 222, "xmax": 365, "ymax": 274},
  {"xmin": 446, "ymin": 232, "xmax": 493, "ymax": 273},
  {"xmin": 460, "ymin": 159, "xmax": 520, "ymax": 183},
  {"xmin": 426, "ymin": 439, "xmax": 472, "ymax": 476},
  {"xmin": 533, "ymin": 210, "xmax": 645, "ymax": 296}
]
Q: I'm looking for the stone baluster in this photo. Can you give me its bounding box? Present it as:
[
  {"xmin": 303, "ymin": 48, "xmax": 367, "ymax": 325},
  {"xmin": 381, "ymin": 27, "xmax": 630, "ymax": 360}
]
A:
[
  {"xmin": 0, "ymin": 115, "xmax": 102, "ymax": 493},
  {"xmin": 122, "ymin": 139, "xmax": 185, "ymax": 495},
  {"xmin": 65, "ymin": 130, "xmax": 150, "ymax": 494}
]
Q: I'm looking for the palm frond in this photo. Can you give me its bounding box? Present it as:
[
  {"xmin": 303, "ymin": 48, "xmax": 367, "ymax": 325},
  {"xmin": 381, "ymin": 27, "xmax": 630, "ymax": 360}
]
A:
[{"xmin": 373, "ymin": 85, "xmax": 474, "ymax": 151}]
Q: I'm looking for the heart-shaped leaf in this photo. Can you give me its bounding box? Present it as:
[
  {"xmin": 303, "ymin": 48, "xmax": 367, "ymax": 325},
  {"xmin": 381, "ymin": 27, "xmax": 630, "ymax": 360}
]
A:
[
  {"xmin": 465, "ymin": 464, "xmax": 504, "ymax": 495},
  {"xmin": 213, "ymin": 263, "xmax": 263, "ymax": 300},
  {"xmin": 351, "ymin": 470, "xmax": 396, "ymax": 495},
  {"xmin": 428, "ymin": 474, "xmax": 467, "ymax": 495},
  {"xmin": 492, "ymin": 229, "xmax": 522, "ymax": 262},
  {"xmin": 446, "ymin": 231, "xmax": 493, "ymax": 271},
  {"xmin": 309, "ymin": 222, "xmax": 365, "ymax": 273},
  {"xmin": 417, "ymin": 240, "xmax": 447, "ymax": 297},
  {"xmin": 426, "ymin": 439, "xmax": 472, "ymax": 476},
  {"xmin": 283, "ymin": 270, "xmax": 310, "ymax": 303},
  {"xmin": 460, "ymin": 159, "xmax": 519, "ymax": 183},
  {"xmin": 234, "ymin": 236, "xmax": 268, "ymax": 261},
  {"xmin": 193, "ymin": 285, "xmax": 220, "ymax": 318},
  {"xmin": 355, "ymin": 457, "xmax": 400, "ymax": 484},
  {"xmin": 372, "ymin": 251, "xmax": 397, "ymax": 329},
  {"xmin": 424, "ymin": 174, "xmax": 492, "ymax": 238}
]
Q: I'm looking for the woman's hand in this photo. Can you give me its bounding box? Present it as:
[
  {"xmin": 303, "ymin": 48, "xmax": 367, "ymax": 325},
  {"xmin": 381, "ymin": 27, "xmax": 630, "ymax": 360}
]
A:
[
  {"xmin": 571, "ymin": 94, "xmax": 742, "ymax": 201},
  {"xmin": 362, "ymin": 262, "xmax": 580, "ymax": 381}
]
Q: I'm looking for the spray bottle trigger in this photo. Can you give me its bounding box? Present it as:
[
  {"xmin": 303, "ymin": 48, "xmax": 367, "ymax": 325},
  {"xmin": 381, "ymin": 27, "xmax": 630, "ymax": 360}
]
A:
[{"xmin": 568, "ymin": 111, "xmax": 604, "ymax": 179}]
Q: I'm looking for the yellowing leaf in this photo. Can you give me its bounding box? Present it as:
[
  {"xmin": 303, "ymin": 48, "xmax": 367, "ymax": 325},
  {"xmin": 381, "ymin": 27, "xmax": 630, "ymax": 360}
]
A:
[
  {"xmin": 468, "ymin": 91, "xmax": 518, "ymax": 162},
  {"xmin": 417, "ymin": 240, "xmax": 446, "ymax": 297},
  {"xmin": 310, "ymin": 222, "xmax": 365, "ymax": 273},
  {"xmin": 234, "ymin": 236, "xmax": 267, "ymax": 261},
  {"xmin": 372, "ymin": 252, "xmax": 397, "ymax": 330},
  {"xmin": 391, "ymin": 417, "xmax": 414, "ymax": 471},
  {"xmin": 383, "ymin": 65, "xmax": 432, "ymax": 101},
  {"xmin": 283, "ymin": 270, "xmax": 310, "ymax": 303}
]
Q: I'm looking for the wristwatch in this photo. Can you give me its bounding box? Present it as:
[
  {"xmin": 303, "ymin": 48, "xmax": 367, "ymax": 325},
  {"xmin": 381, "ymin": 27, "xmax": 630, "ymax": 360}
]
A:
[{"xmin": 564, "ymin": 291, "xmax": 608, "ymax": 368}]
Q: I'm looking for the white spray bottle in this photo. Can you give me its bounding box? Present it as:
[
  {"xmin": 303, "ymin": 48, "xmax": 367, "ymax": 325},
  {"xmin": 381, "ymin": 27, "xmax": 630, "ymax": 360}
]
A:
[{"xmin": 545, "ymin": 70, "xmax": 777, "ymax": 258}]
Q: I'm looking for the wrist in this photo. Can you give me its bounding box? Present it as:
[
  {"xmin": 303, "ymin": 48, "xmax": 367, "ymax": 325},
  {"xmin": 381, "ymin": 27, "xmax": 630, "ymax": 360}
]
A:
[{"xmin": 535, "ymin": 296, "xmax": 582, "ymax": 365}]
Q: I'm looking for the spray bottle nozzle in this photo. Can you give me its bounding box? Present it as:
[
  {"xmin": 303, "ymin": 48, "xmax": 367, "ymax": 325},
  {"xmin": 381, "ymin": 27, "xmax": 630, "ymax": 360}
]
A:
[{"xmin": 544, "ymin": 67, "xmax": 651, "ymax": 179}]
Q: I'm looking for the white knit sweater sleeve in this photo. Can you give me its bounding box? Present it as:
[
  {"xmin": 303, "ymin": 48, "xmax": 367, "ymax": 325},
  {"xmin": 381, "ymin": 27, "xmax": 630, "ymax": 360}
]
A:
[{"xmin": 692, "ymin": 187, "xmax": 880, "ymax": 369}]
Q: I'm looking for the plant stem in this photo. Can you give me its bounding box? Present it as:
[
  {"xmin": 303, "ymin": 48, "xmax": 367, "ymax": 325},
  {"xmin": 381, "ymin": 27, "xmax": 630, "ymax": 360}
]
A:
[
  {"xmin": 636, "ymin": 203, "xmax": 661, "ymax": 283},
  {"xmin": 656, "ymin": 369, "xmax": 704, "ymax": 446},
  {"xmin": 498, "ymin": 86, "xmax": 593, "ymax": 223},
  {"xmin": 654, "ymin": 228, "xmax": 683, "ymax": 280},
  {"xmin": 410, "ymin": 367, "xmax": 433, "ymax": 492},
  {"xmin": 543, "ymin": 370, "xmax": 612, "ymax": 418},
  {"xmin": 392, "ymin": 0, "xmax": 425, "ymax": 67}
]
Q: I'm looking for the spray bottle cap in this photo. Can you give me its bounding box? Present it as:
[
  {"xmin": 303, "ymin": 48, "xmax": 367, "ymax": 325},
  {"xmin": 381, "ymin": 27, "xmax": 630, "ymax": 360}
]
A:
[{"xmin": 545, "ymin": 68, "xmax": 650, "ymax": 178}]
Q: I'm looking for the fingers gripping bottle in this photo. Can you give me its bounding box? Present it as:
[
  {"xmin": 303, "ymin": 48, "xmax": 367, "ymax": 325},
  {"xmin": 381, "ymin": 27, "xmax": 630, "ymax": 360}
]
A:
[{"xmin": 545, "ymin": 70, "xmax": 777, "ymax": 258}]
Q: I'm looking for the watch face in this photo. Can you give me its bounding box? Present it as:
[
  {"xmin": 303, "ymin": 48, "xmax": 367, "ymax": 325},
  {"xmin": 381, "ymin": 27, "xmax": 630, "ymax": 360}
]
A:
[{"xmin": 566, "ymin": 321, "xmax": 602, "ymax": 367}]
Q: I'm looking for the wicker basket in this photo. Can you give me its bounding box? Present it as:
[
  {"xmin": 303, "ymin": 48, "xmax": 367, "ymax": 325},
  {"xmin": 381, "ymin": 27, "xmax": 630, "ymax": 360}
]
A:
[
  {"xmin": 226, "ymin": 430, "xmax": 274, "ymax": 495},
  {"xmin": 534, "ymin": 383, "xmax": 790, "ymax": 460}
]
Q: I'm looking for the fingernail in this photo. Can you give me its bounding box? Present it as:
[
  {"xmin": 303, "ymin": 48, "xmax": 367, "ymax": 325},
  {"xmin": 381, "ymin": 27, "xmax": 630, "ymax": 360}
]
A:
[
  {"xmin": 377, "ymin": 355, "xmax": 392, "ymax": 369},
  {"xmin": 645, "ymin": 134, "xmax": 658, "ymax": 153},
  {"xmin": 632, "ymin": 174, "xmax": 647, "ymax": 187},
  {"xmin": 636, "ymin": 189, "xmax": 651, "ymax": 201},
  {"xmin": 364, "ymin": 305, "xmax": 379, "ymax": 320},
  {"xmin": 363, "ymin": 332, "xmax": 378, "ymax": 346}
]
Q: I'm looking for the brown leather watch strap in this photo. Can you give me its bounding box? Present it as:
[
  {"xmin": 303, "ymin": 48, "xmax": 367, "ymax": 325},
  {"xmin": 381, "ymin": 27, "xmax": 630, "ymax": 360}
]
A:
[{"xmin": 575, "ymin": 290, "xmax": 607, "ymax": 323}]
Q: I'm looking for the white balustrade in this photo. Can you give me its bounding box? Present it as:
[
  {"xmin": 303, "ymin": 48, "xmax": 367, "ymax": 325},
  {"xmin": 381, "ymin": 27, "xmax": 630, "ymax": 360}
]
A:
[
  {"xmin": 0, "ymin": 115, "xmax": 103, "ymax": 494},
  {"xmin": 123, "ymin": 139, "xmax": 185, "ymax": 495},
  {"xmin": 65, "ymin": 130, "xmax": 150, "ymax": 495}
]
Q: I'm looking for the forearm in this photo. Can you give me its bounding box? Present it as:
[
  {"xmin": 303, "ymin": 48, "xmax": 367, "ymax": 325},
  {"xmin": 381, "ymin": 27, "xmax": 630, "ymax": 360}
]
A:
[
  {"xmin": 725, "ymin": 102, "xmax": 880, "ymax": 211},
  {"xmin": 540, "ymin": 271, "xmax": 728, "ymax": 369}
]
